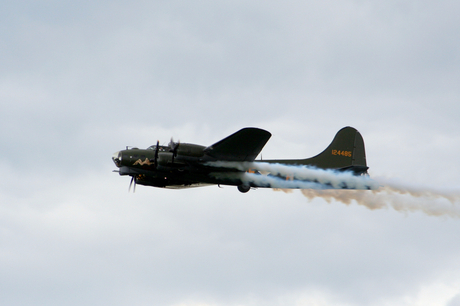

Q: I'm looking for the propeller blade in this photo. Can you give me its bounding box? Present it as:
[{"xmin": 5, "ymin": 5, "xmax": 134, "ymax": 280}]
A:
[
  {"xmin": 169, "ymin": 137, "xmax": 180, "ymax": 164},
  {"xmin": 154, "ymin": 140, "xmax": 159, "ymax": 168},
  {"xmin": 129, "ymin": 176, "xmax": 134, "ymax": 192},
  {"xmin": 129, "ymin": 176, "xmax": 137, "ymax": 193},
  {"xmin": 169, "ymin": 138, "xmax": 180, "ymax": 152}
]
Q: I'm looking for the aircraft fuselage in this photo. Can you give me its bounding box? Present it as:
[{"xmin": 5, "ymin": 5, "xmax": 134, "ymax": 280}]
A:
[{"xmin": 112, "ymin": 127, "xmax": 370, "ymax": 192}]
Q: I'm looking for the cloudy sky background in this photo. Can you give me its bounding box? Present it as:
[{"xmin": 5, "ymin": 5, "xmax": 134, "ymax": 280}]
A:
[{"xmin": 1, "ymin": 1, "xmax": 460, "ymax": 305}]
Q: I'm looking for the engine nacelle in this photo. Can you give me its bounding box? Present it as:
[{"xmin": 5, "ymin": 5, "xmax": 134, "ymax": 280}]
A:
[{"xmin": 157, "ymin": 152, "xmax": 173, "ymax": 166}]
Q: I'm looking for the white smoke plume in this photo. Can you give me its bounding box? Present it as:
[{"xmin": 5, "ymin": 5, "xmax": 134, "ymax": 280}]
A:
[
  {"xmin": 207, "ymin": 162, "xmax": 460, "ymax": 217},
  {"xmin": 207, "ymin": 162, "xmax": 379, "ymax": 190},
  {"xmin": 207, "ymin": 161, "xmax": 379, "ymax": 190},
  {"xmin": 300, "ymin": 183, "xmax": 460, "ymax": 217}
]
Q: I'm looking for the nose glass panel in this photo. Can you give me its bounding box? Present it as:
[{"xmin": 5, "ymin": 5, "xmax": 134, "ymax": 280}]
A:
[{"xmin": 112, "ymin": 151, "xmax": 121, "ymax": 167}]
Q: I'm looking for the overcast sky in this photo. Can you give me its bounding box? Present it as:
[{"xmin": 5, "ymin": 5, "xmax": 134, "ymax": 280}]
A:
[{"xmin": 1, "ymin": 1, "xmax": 460, "ymax": 305}]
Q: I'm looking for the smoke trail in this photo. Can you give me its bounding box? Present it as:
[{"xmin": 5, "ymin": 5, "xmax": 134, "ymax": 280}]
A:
[
  {"xmin": 207, "ymin": 161, "xmax": 379, "ymax": 190},
  {"xmin": 285, "ymin": 175, "xmax": 460, "ymax": 217},
  {"xmin": 207, "ymin": 161, "xmax": 460, "ymax": 217},
  {"xmin": 301, "ymin": 186, "xmax": 460, "ymax": 217}
]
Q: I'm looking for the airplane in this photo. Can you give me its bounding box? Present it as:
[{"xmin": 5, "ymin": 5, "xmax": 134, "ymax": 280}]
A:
[{"xmin": 112, "ymin": 126, "xmax": 370, "ymax": 193}]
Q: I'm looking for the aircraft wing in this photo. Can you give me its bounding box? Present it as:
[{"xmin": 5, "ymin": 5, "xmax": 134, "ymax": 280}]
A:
[{"xmin": 204, "ymin": 128, "xmax": 271, "ymax": 161}]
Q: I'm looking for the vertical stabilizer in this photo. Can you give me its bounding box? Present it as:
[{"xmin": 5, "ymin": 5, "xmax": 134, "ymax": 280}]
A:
[{"xmin": 303, "ymin": 126, "xmax": 368, "ymax": 172}]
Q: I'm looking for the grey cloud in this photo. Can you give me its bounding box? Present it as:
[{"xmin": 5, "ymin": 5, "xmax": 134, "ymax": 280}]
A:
[{"xmin": 1, "ymin": 1, "xmax": 460, "ymax": 305}]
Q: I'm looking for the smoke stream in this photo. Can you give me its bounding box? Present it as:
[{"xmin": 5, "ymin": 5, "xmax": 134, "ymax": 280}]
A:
[
  {"xmin": 207, "ymin": 161, "xmax": 379, "ymax": 190},
  {"xmin": 207, "ymin": 162, "xmax": 460, "ymax": 217},
  {"xmin": 300, "ymin": 187, "xmax": 460, "ymax": 217}
]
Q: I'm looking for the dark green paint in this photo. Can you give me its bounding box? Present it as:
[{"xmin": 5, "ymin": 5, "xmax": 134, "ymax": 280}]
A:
[{"xmin": 112, "ymin": 127, "xmax": 369, "ymax": 192}]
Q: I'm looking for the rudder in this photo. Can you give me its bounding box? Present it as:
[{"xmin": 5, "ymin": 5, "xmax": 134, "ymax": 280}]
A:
[{"xmin": 303, "ymin": 126, "xmax": 368, "ymax": 174}]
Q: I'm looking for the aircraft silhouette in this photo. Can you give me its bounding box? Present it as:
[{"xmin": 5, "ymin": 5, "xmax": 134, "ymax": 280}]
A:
[{"xmin": 112, "ymin": 127, "xmax": 369, "ymax": 193}]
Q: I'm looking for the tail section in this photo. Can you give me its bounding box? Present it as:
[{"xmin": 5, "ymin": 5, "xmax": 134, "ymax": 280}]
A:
[
  {"xmin": 265, "ymin": 127, "xmax": 368, "ymax": 175},
  {"xmin": 303, "ymin": 126, "xmax": 368, "ymax": 174}
]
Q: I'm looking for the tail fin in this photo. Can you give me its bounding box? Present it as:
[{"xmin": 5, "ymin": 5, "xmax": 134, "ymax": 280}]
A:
[
  {"xmin": 262, "ymin": 127, "xmax": 369, "ymax": 175},
  {"xmin": 303, "ymin": 126, "xmax": 368, "ymax": 174}
]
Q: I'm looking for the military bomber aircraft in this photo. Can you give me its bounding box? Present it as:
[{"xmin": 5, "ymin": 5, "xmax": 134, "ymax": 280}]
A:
[{"xmin": 112, "ymin": 127, "xmax": 370, "ymax": 193}]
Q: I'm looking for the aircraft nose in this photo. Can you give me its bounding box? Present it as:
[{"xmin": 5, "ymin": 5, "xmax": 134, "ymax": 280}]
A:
[{"xmin": 112, "ymin": 151, "xmax": 122, "ymax": 167}]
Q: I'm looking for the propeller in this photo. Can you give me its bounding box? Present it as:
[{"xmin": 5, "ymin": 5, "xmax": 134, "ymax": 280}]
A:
[
  {"xmin": 169, "ymin": 137, "xmax": 180, "ymax": 163},
  {"xmin": 154, "ymin": 140, "xmax": 159, "ymax": 168},
  {"xmin": 129, "ymin": 176, "xmax": 137, "ymax": 193}
]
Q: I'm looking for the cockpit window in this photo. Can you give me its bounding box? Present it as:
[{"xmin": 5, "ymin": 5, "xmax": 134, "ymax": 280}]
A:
[{"xmin": 147, "ymin": 144, "xmax": 168, "ymax": 151}]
